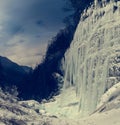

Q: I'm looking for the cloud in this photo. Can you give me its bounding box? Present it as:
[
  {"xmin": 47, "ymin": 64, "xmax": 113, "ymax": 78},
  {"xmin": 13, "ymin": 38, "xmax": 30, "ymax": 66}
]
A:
[
  {"xmin": 36, "ymin": 20, "xmax": 44, "ymax": 26},
  {"xmin": 35, "ymin": 52, "xmax": 45, "ymax": 57},
  {"xmin": 0, "ymin": 0, "xmax": 69, "ymax": 67}
]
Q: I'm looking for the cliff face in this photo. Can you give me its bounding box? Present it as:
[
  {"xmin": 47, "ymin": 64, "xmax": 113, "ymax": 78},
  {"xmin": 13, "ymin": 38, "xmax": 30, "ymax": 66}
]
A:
[{"xmin": 63, "ymin": 0, "xmax": 120, "ymax": 116}]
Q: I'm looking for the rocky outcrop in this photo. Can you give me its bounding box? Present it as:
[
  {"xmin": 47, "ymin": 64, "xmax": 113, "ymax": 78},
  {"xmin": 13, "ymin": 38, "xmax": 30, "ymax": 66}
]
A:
[{"xmin": 0, "ymin": 89, "xmax": 51, "ymax": 125}]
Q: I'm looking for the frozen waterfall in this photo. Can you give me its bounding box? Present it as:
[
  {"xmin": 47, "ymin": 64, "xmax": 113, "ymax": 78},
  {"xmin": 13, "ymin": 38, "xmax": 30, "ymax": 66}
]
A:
[{"xmin": 63, "ymin": 0, "xmax": 120, "ymax": 116}]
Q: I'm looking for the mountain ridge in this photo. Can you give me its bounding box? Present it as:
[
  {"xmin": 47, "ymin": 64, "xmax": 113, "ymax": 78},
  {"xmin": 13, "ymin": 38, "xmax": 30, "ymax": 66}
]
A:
[{"xmin": 0, "ymin": 55, "xmax": 32, "ymax": 87}]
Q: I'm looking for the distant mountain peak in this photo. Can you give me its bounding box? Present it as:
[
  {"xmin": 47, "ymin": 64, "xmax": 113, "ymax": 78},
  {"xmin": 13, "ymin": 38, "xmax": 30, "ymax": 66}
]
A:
[
  {"xmin": 0, "ymin": 55, "xmax": 32, "ymax": 86},
  {"xmin": 0, "ymin": 56, "xmax": 32, "ymax": 74}
]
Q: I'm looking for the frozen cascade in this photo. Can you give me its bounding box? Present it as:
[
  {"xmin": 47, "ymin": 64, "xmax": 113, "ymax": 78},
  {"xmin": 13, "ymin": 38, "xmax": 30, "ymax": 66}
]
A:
[{"xmin": 63, "ymin": 0, "xmax": 120, "ymax": 116}]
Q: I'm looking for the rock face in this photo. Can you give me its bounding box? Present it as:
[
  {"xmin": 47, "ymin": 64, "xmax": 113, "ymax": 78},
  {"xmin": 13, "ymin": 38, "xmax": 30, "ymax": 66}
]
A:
[{"xmin": 63, "ymin": 0, "xmax": 120, "ymax": 116}]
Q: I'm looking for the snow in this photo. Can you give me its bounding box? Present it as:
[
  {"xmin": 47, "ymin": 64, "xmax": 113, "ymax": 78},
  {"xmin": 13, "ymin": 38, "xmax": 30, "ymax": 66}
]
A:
[
  {"xmin": 77, "ymin": 108, "xmax": 120, "ymax": 125},
  {"xmin": 43, "ymin": 87, "xmax": 80, "ymax": 119},
  {"xmin": 1, "ymin": 87, "xmax": 120, "ymax": 125},
  {"xmin": 97, "ymin": 82, "xmax": 120, "ymax": 107},
  {"xmin": 42, "ymin": 86, "xmax": 120, "ymax": 125}
]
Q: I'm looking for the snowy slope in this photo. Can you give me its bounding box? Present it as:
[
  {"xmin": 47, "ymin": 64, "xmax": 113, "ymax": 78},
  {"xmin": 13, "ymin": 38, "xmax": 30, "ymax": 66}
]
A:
[
  {"xmin": 1, "ymin": 87, "xmax": 120, "ymax": 125},
  {"xmin": 41, "ymin": 85, "xmax": 120, "ymax": 125},
  {"xmin": 63, "ymin": 0, "xmax": 120, "ymax": 116}
]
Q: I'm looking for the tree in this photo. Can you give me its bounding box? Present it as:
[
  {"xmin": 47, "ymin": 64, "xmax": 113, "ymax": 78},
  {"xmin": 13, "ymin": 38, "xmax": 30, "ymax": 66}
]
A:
[
  {"xmin": 0, "ymin": 61, "xmax": 3, "ymax": 83},
  {"xmin": 18, "ymin": 0, "xmax": 94, "ymax": 101},
  {"xmin": 64, "ymin": 0, "xmax": 93, "ymax": 26}
]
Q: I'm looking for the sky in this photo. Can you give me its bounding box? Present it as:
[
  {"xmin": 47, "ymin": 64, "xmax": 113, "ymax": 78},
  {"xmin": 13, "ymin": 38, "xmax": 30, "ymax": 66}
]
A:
[{"xmin": 0, "ymin": 0, "xmax": 69, "ymax": 67}]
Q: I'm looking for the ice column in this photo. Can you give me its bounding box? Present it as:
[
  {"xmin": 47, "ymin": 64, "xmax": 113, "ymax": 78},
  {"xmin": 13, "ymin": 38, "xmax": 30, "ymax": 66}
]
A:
[{"xmin": 63, "ymin": 1, "xmax": 120, "ymax": 116}]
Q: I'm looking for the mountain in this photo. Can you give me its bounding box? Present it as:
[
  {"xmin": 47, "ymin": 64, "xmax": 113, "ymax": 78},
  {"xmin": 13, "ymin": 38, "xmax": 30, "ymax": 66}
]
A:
[
  {"xmin": 0, "ymin": 1, "xmax": 120, "ymax": 125},
  {"xmin": 0, "ymin": 56, "xmax": 32, "ymax": 87},
  {"xmin": 63, "ymin": 0, "xmax": 120, "ymax": 116}
]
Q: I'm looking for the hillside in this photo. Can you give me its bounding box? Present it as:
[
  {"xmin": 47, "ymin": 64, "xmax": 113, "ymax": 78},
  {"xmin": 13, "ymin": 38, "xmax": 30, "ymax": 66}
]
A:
[{"xmin": 0, "ymin": 56, "xmax": 32, "ymax": 87}]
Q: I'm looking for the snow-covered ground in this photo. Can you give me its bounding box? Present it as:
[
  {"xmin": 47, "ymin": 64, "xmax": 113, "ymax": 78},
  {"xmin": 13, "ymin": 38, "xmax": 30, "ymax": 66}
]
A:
[
  {"xmin": 1, "ymin": 86, "xmax": 120, "ymax": 125},
  {"xmin": 42, "ymin": 87, "xmax": 80, "ymax": 119},
  {"xmin": 77, "ymin": 108, "xmax": 120, "ymax": 125},
  {"xmin": 42, "ymin": 84, "xmax": 120, "ymax": 125}
]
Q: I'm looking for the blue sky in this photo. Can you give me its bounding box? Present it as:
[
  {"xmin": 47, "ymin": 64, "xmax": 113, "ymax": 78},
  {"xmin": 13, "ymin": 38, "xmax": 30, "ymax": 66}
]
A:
[{"xmin": 0, "ymin": 0, "xmax": 69, "ymax": 67}]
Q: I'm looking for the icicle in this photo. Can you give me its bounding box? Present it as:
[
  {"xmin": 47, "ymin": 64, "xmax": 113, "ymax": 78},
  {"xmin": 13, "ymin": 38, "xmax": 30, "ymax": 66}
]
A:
[{"xmin": 63, "ymin": 0, "xmax": 120, "ymax": 116}]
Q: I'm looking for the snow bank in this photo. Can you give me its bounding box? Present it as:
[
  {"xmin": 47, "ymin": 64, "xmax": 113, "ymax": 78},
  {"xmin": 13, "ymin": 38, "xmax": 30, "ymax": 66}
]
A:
[{"xmin": 97, "ymin": 82, "xmax": 120, "ymax": 108}]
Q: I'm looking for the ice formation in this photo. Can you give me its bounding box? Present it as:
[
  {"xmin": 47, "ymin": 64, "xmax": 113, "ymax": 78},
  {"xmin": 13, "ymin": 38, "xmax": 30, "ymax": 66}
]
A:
[{"xmin": 63, "ymin": 0, "xmax": 120, "ymax": 116}]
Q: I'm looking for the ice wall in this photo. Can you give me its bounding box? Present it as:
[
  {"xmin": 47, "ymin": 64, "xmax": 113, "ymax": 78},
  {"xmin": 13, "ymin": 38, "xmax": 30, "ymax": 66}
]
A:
[{"xmin": 63, "ymin": 0, "xmax": 120, "ymax": 116}]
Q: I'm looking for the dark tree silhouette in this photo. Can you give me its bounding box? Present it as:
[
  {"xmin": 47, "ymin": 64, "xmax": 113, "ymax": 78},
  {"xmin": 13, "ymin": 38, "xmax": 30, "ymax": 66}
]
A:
[
  {"xmin": 18, "ymin": 0, "xmax": 93, "ymax": 101},
  {"xmin": 0, "ymin": 61, "xmax": 3, "ymax": 83}
]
